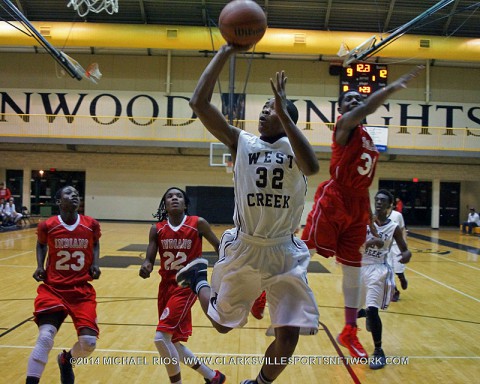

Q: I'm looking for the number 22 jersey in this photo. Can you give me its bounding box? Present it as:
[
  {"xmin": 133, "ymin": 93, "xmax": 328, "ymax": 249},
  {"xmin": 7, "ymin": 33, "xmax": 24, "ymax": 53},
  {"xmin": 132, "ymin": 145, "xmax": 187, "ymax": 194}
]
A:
[
  {"xmin": 155, "ymin": 215, "xmax": 202, "ymax": 283},
  {"xmin": 37, "ymin": 215, "xmax": 101, "ymax": 286}
]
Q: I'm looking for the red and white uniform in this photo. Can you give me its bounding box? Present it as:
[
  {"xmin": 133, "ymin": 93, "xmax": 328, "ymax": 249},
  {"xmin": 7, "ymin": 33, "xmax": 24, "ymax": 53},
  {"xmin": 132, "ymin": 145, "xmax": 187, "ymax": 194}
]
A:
[
  {"xmin": 155, "ymin": 215, "xmax": 202, "ymax": 343},
  {"xmin": 302, "ymin": 120, "xmax": 379, "ymax": 267},
  {"xmin": 34, "ymin": 214, "xmax": 101, "ymax": 334}
]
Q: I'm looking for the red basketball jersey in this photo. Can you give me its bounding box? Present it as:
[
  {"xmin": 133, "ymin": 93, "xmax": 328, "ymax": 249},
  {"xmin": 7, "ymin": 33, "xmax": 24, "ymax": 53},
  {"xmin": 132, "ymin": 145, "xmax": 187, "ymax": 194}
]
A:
[
  {"xmin": 155, "ymin": 216, "xmax": 203, "ymax": 283},
  {"xmin": 37, "ymin": 215, "xmax": 101, "ymax": 286},
  {"xmin": 330, "ymin": 119, "xmax": 379, "ymax": 191}
]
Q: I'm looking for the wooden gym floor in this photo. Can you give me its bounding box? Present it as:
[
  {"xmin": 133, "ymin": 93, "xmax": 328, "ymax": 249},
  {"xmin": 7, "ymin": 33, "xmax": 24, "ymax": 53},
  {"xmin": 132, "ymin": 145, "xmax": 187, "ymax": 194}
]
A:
[{"xmin": 1, "ymin": 222, "xmax": 479, "ymax": 383}]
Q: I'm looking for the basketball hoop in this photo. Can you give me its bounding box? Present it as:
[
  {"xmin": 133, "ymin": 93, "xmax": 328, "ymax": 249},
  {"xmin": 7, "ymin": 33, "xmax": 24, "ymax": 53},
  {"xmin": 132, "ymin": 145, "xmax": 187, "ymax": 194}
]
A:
[
  {"xmin": 85, "ymin": 62, "xmax": 103, "ymax": 82},
  {"xmin": 342, "ymin": 36, "xmax": 377, "ymax": 67},
  {"xmin": 59, "ymin": 52, "xmax": 102, "ymax": 83},
  {"xmin": 67, "ymin": 0, "xmax": 119, "ymax": 17},
  {"xmin": 225, "ymin": 161, "xmax": 233, "ymax": 174}
]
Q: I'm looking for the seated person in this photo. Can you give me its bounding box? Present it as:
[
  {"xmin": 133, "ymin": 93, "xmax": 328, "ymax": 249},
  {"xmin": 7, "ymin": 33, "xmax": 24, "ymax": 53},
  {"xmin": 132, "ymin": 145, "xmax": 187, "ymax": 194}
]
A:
[
  {"xmin": 462, "ymin": 208, "xmax": 480, "ymax": 235},
  {"xmin": 0, "ymin": 198, "xmax": 6, "ymax": 225},
  {"xmin": 4, "ymin": 197, "xmax": 23, "ymax": 226}
]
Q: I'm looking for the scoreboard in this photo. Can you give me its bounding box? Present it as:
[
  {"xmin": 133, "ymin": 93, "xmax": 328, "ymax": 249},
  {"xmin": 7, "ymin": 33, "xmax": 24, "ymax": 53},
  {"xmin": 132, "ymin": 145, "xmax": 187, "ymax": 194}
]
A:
[{"xmin": 340, "ymin": 63, "xmax": 388, "ymax": 97}]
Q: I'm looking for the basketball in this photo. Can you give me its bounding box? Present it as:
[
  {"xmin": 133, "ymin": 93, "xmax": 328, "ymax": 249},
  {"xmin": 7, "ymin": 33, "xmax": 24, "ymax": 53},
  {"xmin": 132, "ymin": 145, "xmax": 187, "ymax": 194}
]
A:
[{"xmin": 219, "ymin": 0, "xmax": 267, "ymax": 46}]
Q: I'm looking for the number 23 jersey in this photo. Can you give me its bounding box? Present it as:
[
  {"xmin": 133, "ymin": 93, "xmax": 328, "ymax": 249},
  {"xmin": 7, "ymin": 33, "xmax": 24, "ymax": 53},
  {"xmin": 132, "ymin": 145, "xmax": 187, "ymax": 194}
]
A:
[{"xmin": 37, "ymin": 215, "xmax": 101, "ymax": 286}]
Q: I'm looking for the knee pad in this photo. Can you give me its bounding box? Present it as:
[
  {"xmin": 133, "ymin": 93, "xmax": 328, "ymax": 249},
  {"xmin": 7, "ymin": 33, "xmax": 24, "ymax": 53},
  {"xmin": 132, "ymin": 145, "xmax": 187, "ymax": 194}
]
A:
[
  {"xmin": 80, "ymin": 335, "xmax": 97, "ymax": 355},
  {"xmin": 31, "ymin": 324, "xmax": 57, "ymax": 364},
  {"xmin": 342, "ymin": 264, "xmax": 361, "ymax": 308},
  {"xmin": 174, "ymin": 342, "xmax": 196, "ymax": 367},
  {"xmin": 154, "ymin": 332, "xmax": 180, "ymax": 376},
  {"xmin": 154, "ymin": 331, "xmax": 179, "ymax": 359},
  {"xmin": 71, "ymin": 335, "xmax": 97, "ymax": 358}
]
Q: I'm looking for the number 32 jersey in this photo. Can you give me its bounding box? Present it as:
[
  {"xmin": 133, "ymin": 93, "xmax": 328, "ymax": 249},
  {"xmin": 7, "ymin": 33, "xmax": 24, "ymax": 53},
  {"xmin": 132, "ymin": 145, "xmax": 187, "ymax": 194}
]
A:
[
  {"xmin": 37, "ymin": 215, "xmax": 101, "ymax": 286},
  {"xmin": 155, "ymin": 215, "xmax": 202, "ymax": 283},
  {"xmin": 233, "ymin": 131, "xmax": 307, "ymax": 238}
]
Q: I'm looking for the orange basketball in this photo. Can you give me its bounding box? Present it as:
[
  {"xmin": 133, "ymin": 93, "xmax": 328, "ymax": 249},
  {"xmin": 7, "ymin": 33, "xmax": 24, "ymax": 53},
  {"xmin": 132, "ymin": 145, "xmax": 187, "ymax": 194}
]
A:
[{"xmin": 219, "ymin": 0, "xmax": 267, "ymax": 46}]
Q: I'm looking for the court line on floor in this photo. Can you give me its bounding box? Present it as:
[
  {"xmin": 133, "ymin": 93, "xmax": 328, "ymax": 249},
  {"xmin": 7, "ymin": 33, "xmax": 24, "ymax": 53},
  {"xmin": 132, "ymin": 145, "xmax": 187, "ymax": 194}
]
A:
[
  {"xmin": 1, "ymin": 345, "xmax": 479, "ymax": 361},
  {"xmin": 425, "ymin": 253, "xmax": 480, "ymax": 271},
  {"xmin": 406, "ymin": 266, "xmax": 480, "ymax": 302},
  {"xmin": 0, "ymin": 233, "xmax": 37, "ymax": 244},
  {"xmin": 320, "ymin": 321, "xmax": 361, "ymax": 384},
  {"xmin": 408, "ymin": 232, "xmax": 480, "ymax": 255},
  {"xmin": 0, "ymin": 251, "xmax": 33, "ymax": 261}
]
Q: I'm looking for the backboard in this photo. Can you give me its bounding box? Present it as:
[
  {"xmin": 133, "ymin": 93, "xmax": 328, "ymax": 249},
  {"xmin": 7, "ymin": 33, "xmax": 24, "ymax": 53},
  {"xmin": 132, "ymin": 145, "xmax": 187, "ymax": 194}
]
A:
[{"xmin": 209, "ymin": 142, "xmax": 232, "ymax": 167}]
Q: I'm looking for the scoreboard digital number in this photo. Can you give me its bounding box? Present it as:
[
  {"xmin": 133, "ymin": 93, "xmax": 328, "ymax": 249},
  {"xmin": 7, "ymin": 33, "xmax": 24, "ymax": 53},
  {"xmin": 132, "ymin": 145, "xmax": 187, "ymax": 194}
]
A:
[{"xmin": 340, "ymin": 63, "xmax": 388, "ymax": 97}]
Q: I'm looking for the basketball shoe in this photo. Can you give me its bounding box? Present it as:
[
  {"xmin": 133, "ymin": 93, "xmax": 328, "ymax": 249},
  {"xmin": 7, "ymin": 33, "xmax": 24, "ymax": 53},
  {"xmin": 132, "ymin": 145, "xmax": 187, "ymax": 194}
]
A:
[
  {"xmin": 369, "ymin": 347, "xmax": 386, "ymax": 370},
  {"xmin": 205, "ymin": 369, "xmax": 226, "ymax": 384},
  {"xmin": 399, "ymin": 275, "xmax": 408, "ymax": 290},
  {"xmin": 176, "ymin": 258, "xmax": 208, "ymax": 294},
  {"xmin": 337, "ymin": 324, "xmax": 368, "ymax": 358},
  {"xmin": 250, "ymin": 291, "xmax": 267, "ymax": 320},
  {"xmin": 57, "ymin": 350, "xmax": 75, "ymax": 384},
  {"xmin": 391, "ymin": 288, "xmax": 400, "ymax": 302}
]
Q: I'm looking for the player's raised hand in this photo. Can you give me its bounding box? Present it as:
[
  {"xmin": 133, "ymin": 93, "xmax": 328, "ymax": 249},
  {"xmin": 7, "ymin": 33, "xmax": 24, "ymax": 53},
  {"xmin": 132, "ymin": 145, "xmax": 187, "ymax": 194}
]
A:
[
  {"xmin": 391, "ymin": 65, "xmax": 425, "ymax": 91},
  {"xmin": 270, "ymin": 70, "xmax": 289, "ymax": 118},
  {"xmin": 270, "ymin": 70, "xmax": 287, "ymax": 99}
]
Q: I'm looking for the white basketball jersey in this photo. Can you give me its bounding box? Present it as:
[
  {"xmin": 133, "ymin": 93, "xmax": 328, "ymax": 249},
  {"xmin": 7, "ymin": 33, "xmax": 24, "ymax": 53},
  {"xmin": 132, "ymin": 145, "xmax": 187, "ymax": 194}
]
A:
[
  {"xmin": 233, "ymin": 131, "xmax": 307, "ymax": 238},
  {"xmin": 363, "ymin": 219, "xmax": 398, "ymax": 265},
  {"xmin": 388, "ymin": 209, "xmax": 405, "ymax": 254}
]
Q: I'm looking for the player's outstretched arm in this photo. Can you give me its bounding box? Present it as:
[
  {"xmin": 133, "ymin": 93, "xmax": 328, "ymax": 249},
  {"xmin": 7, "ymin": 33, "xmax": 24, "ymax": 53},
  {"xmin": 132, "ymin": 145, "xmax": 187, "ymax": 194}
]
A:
[
  {"xmin": 337, "ymin": 65, "xmax": 424, "ymax": 135},
  {"xmin": 190, "ymin": 44, "xmax": 245, "ymax": 152}
]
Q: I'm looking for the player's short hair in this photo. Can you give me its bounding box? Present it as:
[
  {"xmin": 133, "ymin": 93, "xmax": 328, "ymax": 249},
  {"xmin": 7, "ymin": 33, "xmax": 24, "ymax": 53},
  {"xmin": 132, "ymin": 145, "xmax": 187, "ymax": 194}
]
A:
[
  {"xmin": 154, "ymin": 187, "xmax": 190, "ymax": 222},
  {"xmin": 338, "ymin": 89, "xmax": 361, "ymax": 106},
  {"xmin": 285, "ymin": 99, "xmax": 299, "ymax": 124},
  {"xmin": 55, "ymin": 186, "xmax": 69, "ymax": 201},
  {"xmin": 376, "ymin": 189, "xmax": 394, "ymax": 205}
]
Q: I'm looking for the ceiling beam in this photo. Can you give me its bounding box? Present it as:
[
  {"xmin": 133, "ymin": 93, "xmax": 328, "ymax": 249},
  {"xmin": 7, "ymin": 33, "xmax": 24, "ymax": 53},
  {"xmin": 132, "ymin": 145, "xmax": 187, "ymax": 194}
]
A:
[
  {"xmin": 13, "ymin": 0, "xmax": 24, "ymax": 14},
  {"xmin": 442, "ymin": 0, "xmax": 460, "ymax": 35},
  {"xmin": 138, "ymin": 0, "xmax": 146, "ymax": 24},
  {"xmin": 384, "ymin": 0, "xmax": 396, "ymax": 32},
  {"xmin": 324, "ymin": 0, "xmax": 333, "ymax": 29}
]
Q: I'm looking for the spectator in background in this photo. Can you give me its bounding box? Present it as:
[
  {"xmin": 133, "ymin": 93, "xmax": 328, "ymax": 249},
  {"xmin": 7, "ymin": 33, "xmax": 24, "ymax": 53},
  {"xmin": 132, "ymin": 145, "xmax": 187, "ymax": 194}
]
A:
[
  {"xmin": 0, "ymin": 198, "xmax": 6, "ymax": 226},
  {"xmin": 4, "ymin": 197, "xmax": 23, "ymax": 227},
  {"xmin": 394, "ymin": 197, "xmax": 404, "ymax": 214},
  {"xmin": 0, "ymin": 181, "xmax": 12, "ymax": 202},
  {"xmin": 462, "ymin": 208, "xmax": 480, "ymax": 235}
]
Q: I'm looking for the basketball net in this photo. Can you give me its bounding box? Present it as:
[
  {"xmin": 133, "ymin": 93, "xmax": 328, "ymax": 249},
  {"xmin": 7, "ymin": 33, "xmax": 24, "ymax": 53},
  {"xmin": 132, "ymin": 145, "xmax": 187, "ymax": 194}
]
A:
[
  {"xmin": 67, "ymin": 0, "xmax": 119, "ymax": 17},
  {"xmin": 59, "ymin": 52, "xmax": 103, "ymax": 83}
]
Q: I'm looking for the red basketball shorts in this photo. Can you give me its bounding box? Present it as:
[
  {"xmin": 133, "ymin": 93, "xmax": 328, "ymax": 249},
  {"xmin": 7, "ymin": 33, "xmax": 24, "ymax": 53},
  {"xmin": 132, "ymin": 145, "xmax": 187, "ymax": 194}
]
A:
[
  {"xmin": 156, "ymin": 281, "xmax": 197, "ymax": 343},
  {"xmin": 34, "ymin": 283, "xmax": 99, "ymax": 335},
  {"xmin": 302, "ymin": 180, "xmax": 371, "ymax": 267}
]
